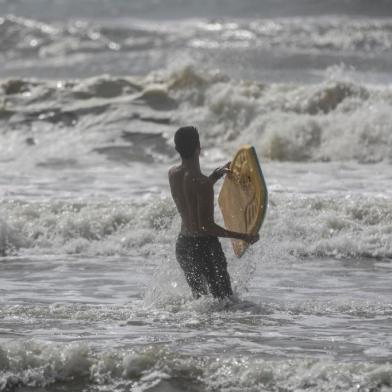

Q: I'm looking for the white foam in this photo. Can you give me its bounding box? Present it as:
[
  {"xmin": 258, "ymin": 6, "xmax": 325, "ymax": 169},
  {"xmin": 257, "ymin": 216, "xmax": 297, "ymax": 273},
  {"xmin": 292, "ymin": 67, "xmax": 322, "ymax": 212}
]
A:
[
  {"xmin": 2, "ymin": 66, "xmax": 392, "ymax": 166},
  {"xmin": 1, "ymin": 340, "xmax": 391, "ymax": 392},
  {"xmin": 143, "ymin": 65, "xmax": 392, "ymax": 163},
  {"xmin": 0, "ymin": 196, "xmax": 177, "ymax": 256},
  {"xmin": 0, "ymin": 192, "xmax": 391, "ymax": 261}
]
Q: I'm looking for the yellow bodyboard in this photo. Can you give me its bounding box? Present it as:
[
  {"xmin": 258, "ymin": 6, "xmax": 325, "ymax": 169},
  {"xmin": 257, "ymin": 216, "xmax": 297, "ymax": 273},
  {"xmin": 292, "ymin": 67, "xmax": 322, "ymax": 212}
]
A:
[{"xmin": 218, "ymin": 145, "xmax": 268, "ymax": 257}]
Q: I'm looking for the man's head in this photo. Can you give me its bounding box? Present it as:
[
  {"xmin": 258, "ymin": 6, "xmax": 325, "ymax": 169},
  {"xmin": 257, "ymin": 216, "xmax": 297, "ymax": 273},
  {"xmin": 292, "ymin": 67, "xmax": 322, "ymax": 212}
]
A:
[{"xmin": 174, "ymin": 126, "xmax": 200, "ymax": 159}]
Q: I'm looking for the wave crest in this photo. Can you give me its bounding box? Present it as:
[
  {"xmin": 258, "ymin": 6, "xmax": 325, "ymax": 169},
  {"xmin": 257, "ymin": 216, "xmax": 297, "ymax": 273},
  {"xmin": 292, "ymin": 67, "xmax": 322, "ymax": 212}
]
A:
[
  {"xmin": 1, "ymin": 66, "xmax": 392, "ymax": 165},
  {"xmin": 1, "ymin": 340, "xmax": 391, "ymax": 392},
  {"xmin": 0, "ymin": 194, "xmax": 391, "ymax": 261},
  {"xmin": 163, "ymin": 66, "xmax": 392, "ymax": 163}
]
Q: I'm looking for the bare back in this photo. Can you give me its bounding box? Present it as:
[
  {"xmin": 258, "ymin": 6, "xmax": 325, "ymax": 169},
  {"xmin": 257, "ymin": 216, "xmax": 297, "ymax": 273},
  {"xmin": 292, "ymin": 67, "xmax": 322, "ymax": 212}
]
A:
[{"xmin": 168, "ymin": 165, "xmax": 213, "ymax": 236}]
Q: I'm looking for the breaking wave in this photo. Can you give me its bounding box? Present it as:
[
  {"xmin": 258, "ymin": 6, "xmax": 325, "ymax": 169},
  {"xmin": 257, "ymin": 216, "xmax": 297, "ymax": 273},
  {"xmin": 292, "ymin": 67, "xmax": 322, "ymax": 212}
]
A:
[
  {"xmin": 1, "ymin": 65, "xmax": 392, "ymax": 164},
  {"xmin": 0, "ymin": 193, "xmax": 391, "ymax": 260},
  {"xmin": 0, "ymin": 340, "xmax": 391, "ymax": 392}
]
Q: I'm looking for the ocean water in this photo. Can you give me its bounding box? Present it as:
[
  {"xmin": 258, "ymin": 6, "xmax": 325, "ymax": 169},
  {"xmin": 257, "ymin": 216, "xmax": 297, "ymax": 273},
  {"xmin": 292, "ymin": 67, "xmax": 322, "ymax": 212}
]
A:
[{"xmin": 1, "ymin": 1, "xmax": 392, "ymax": 391}]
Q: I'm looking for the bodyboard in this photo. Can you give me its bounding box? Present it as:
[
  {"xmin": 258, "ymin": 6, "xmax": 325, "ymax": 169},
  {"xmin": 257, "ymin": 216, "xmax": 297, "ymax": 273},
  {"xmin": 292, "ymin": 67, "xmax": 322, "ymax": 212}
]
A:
[{"xmin": 218, "ymin": 145, "xmax": 268, "ymax": 257}]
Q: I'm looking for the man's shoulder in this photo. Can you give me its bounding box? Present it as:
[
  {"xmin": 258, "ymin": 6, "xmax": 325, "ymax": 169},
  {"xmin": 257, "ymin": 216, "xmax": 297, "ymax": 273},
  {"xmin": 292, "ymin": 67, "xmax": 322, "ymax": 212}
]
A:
[
  {"xmin": 168, "ymin": 165, "xmax": 181, "ymax": 178},
  {"xmin": 194, "ymin": 174, "xmax": 212, "ymax": 189}
]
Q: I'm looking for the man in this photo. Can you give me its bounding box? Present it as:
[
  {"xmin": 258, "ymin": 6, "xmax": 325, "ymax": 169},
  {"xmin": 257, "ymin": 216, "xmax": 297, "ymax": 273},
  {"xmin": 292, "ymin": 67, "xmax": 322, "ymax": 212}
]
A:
[{"xmin": 168, "ymin": 126, "xmax": 259, "ymax": 299}]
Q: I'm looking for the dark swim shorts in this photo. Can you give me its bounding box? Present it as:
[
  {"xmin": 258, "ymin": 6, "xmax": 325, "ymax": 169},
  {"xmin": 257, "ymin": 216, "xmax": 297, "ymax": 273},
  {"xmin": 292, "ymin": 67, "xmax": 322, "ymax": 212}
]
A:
[{"xmin": 175, "ymin": 234, "xmax": 233, "ymax": 299}]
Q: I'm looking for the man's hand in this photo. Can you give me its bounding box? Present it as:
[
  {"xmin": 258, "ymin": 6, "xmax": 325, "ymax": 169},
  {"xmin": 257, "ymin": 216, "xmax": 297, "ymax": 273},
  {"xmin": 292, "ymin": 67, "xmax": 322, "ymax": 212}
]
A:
[
  {"xmin": 209, "ymin": 161, "xmax": 231, "ymax": 184},
  {"xmin": 243, "ymin": 233, "xmax": 260, "ymax": 244}
]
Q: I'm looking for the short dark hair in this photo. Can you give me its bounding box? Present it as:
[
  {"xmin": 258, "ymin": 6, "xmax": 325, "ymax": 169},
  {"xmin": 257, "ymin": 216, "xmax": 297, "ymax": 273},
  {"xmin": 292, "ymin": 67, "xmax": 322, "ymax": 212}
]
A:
[{"xmin": 174, "ymin": 126, "xmax": 200, "ymax": 159}]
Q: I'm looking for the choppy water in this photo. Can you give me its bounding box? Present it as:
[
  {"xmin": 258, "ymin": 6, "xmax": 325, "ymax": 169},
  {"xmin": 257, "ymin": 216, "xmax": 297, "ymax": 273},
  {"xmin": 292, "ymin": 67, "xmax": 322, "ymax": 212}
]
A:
[{"xmin": 1, "ymin": 1, "xmax": 392, "ymax": 391}]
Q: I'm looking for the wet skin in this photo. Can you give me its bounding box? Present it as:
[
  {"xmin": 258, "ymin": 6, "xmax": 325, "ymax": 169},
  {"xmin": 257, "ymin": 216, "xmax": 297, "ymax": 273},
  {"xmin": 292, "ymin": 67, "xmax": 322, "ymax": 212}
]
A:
[{"xmin": 168, "ymin": 146, "xmax": 259, "ymax": 243}]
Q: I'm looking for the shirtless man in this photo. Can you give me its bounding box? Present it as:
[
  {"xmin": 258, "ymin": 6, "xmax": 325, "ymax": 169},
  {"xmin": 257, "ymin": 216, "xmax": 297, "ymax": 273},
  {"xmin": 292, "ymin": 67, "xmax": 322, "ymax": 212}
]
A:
[{"xmin": 168, "ymin": 126, "xmax": 259, "ymax": 299}]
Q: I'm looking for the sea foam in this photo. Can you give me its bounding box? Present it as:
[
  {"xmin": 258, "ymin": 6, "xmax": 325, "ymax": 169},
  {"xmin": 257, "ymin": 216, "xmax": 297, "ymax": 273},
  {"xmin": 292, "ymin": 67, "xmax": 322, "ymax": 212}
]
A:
[
  {"xmin": 0, "ymin": 193, "xmax": 390, "ymax": 261},
  {"xmin": 2, "ymin": 66, "xmax": 392, "ymax": 165},
  {"xmin": 1, "ymin": 340, "xmax": 391, "ymax": 392}
]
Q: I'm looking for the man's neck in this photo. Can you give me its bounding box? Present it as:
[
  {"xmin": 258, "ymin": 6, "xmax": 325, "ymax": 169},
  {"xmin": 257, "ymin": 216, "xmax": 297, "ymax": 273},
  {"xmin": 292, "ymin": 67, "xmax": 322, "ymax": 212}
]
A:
[{"xmin": 181, "ymin": 156, "xmax": 201, "ymax": 173}]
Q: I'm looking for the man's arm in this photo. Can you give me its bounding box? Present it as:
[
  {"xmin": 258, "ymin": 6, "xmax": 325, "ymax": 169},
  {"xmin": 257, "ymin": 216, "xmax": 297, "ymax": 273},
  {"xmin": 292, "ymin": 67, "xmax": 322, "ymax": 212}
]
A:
[{"xmin": 197, "ymin": 179, "xmax": 259, "ymax": 243}]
